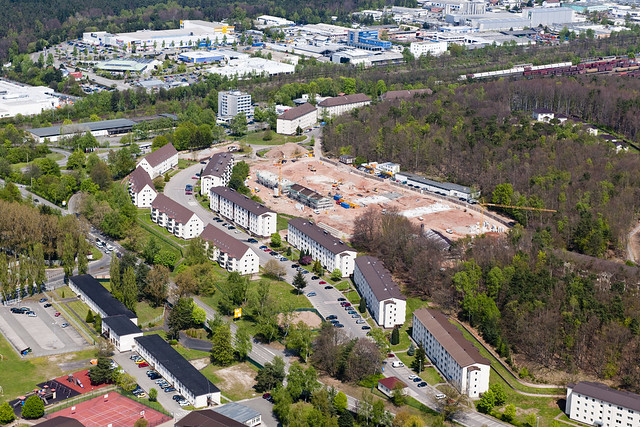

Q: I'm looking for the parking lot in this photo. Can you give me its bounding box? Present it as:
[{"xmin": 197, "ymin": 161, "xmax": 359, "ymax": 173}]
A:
[
  {"xmin": 112, "ymin": 351, "xmax": 187, "ymax": 416},
  {"xmin": 0, "ymin": 298, "xmax": 89, "ymax": 356}
]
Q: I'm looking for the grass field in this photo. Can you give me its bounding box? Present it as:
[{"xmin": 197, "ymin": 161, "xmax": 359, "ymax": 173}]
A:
[
  {"xmin": 236, "ymin": 132, "xmax": 307, "ymax": 146},
  {"xmin": 422, "ymin": 366, "xmax": 444, "ymax": 385},
  {"xmin": 136, "ymin": 301, "xmax": 164, "ymax": 327},
  {"xmin": 173, "ymin": 344, "xmax": 210, "ymax": 361},
  {"xmin": 389, "ymin": 297, "xmax": 430, "ymax": 353},
  {"xmin": 54, "ymin": 285, "xmax": 73, "ymax": 299},
  {"xmin": 90, "ymin": 247, "xmax": 103, "ymax": 261},
  {"xmin": 277, "ymin": 213, "xmax": 298, "ymax": 232},
  {"xmin": 136, "ymin": 213, "xmax": 185, "ymax": 257}
]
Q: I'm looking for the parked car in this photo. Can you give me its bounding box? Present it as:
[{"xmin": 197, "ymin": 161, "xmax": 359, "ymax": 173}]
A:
[
  {"xmin": 408, "ymin": 375, "xmax": 418, "ymax": 380},
  {"xmin": 280, "ymin": 257, "xmax": 288, "ymax": 261},
  {"xmin": 326, "ymin": 315, "xmax": 338, "ymax": 320},
  {"xmin": 54, "ymin": 312, "xmax": 61, "ymax": 317},
  {"xmin": 138, "ymin": 362, "xmax": 149, "ymax": 368},
  {"xmin": 248, "ymin": 238, "xmax": 258, "ymax": 243},
  {"xmin": 347, "ymin": 310, "xmax": 357, "ymax": 315},
  {"xmin": 436, "ymin": 393, "xmax": 446, "ymax": 400},
  {"xmin": 228, "ymin": 226, "xmax": 236, "ymax": 230},
  {"xmin": 44, "ymin": 303, "xmax": 52, "ymax": 308},
  {"xmin": 61, "ymin": 323, "xmax": 69, "ymax": 328},
  {"xmin": 417, "ymin": 382, "xmax": 427, "ymax": 388},
  {"xmin": 262, "ymin": 393, "xmax": 271, "ymax": 400},
  {"xmin": 334, "ymin": 324, "xmax": 344, "ymax": 328},
  {"xmin": 291, "ymin": 264, "xmax": 299, "ymax": 269},
  {"xmin": 311, "ymin": 276, "xmax": 319, "ymax": 280},
  {"xmin": 39, "ymin": 298, "xmax": 48, "ymax": 303},
  {"xmin": 356, "ymin": 319, "xmax": 366, "ymax": 324},
  {"xmin": 351, "ymin": 314, "xmax": 361, "ymax": 318},
  {"xmin": 173, "ymin": 395, "xmax": 185, "ymax": 401},
  {"xmin": 337, "ymin": 298, "xmax": 346, "ymax": 302},
  {"xmin": 319, "ymin": 281, "xmax": 327, "ymax": 285},
  {"xmin": 413, "ymin": 377, "xmax": 423, "ymax": 383},
  {"xmin": 259, "ymin": 245, "xmax": 268, "ymax": 249},
  {"xmin": 27, "ymin": 311, "xmax": 37, "ymax": 317},
  {"xmin": 178, "ymin": 400, "xmax": 189, "ymax": 407},
  {"xmin": 324, "ymin": 285, "xmax": 333, "ymax": 289},
  {"xmin": 307, "ymin": 292, "xmax": 316, "ymax": 297},
  {"xmin": 361, "ymin": 326, "xmax": 371, "ymax": 330},
  {"xmin": 164, "ymin": 387, "xmax": 176, "ymax": 392}
]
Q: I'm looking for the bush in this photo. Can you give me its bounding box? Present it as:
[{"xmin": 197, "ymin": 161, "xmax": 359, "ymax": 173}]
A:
[
  {"xmin": 262, "ymin": 130, "xmax": 273, "ymax": 141},
  {"xmin": 169, "ymin": 339, "xmax": 178, "ymax": 345},
  {"xmin": 86, "ymin": 310, "xmax": 94, "ymax": 323},
  {"xmin": 21, "ymin": 396, "xmax": 44, "ymax": 419},
  {"xmin": 391, "ymin": 327, "xmax": 400, "ymax": 345},
  {"xmin": 0, "ymin": 401, "xmax": 16, "ymax": 424},
  {"xmin": 148, "ymin": 388, "xmax": 158, "ymax": 402}
]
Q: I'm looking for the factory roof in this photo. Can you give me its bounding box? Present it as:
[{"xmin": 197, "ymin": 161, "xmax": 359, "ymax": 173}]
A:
[
  {"xmin": 569, "ymin": 382, "xmax": 640, "ymax": 412},
  {"xmin": 288, "ymin": 218, "xmax": 356, "ymax": 255},
  {"xmin": 142, "ymin": 143, "xmax": 178, "ymax": 167},
  {"xmin": 413, "ymin": 308, "xmax": 490, "ymax": 367},
  {"xmin": 135, "ymin": 334, "xmax": 220, "ymax": 397},
  {"xmin": 278, "ymin": 102, "xmax": 317, "ymax": 120},
  {"xmin": 152, "ymin": 193, "xmax": 200, "ymax": 225},
  {"xmin": 28, "ymin": 119, "xmax": 136, "ymax": 138},
  {"xmin": 397, "ymin": 172, "xmax": 473, "ymax": 194},
  {"xmin": 70, "ymin": 275, "xmax": 136, "ymax": 320},
  {"xmin": 209, "ymin": 187, "xmax": 274, "ymax": 216},
  {"xmin": 355, "ymin": 256, "xmax": 405, "ymax": 302},
  {"xmin": 200, "ymin": 224, "xmax": 252, "ymax": 259},
  {"xmin": 102, "ymin": 315, "xmax": 142, "ymax": 336},
  {"xmin": 318, "ymin": 93, "xmax": 371, "ymax": 107}
]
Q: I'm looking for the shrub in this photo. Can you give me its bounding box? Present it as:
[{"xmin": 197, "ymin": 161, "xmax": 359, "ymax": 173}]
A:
[
  {"xmin": 21, "ymin": 396, "xmax": 44, "ymax": 419},
  {"xmin": 148, "ymin": 388, "xmax": 158, "ymax": 402},
  {"xmin": 0, "ymin": 401, "xmax": 16, "ymax": 424}
]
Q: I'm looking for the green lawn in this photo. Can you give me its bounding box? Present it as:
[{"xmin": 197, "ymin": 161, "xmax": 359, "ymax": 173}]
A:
[
  {"xmin": 178, "ymin": 159, "xmax": 197, "ymax": 169},
  {"xmin": 89, "ymin": 246, "xmax": 103, "ymax": 261},
  {"xmin": 333, "ymin": 280, "xmax": 351, "ymax": 291},
  {"xmin": 277, "ymin": 213, "xmax": 299, "ymax": 232},
  {"xmin": 345, "ymin": 288, "xmax": 361, "ymax": 305},
  {"xmin": 236, "ymin": 131, "xmax": 307, "ymax": 146},
  {"xmin": 389, "ymin": 297, "xmax": 430, "ymax": 352},
  {"xmin": 173, "ymin": 344, "xmax": 210, "ymax": 361},
  {"xmin": 53, "ymin": 285, "xmax": 73, "ymax": 299},
  {"xmin": 422, "ymin": 366, "xmax": 444, "ymax": 385},
  {"xmin": 136, "ymin": 301, "xmax": 164, "ymax": 327},
  {"xmin": 136, "ymin": 213, "xmax": 185, "ymax": 257}
]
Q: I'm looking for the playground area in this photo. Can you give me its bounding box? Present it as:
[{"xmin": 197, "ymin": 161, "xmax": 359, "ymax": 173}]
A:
[{"xmin": 45, "ymin": 393, "xmax": 171, "ymax": 427}]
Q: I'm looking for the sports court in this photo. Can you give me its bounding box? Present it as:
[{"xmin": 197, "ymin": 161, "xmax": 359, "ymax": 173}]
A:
[
  {"xmin": 46, "ymin": 393, "xmax": 172, "ymax": 427},
  {"xmin": 53, "ymin": 369, "xmax": 109, "ymax": 394}
]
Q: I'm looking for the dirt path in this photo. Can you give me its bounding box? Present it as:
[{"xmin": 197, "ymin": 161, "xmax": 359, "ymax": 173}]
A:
[{"xmin": 626, "ymin": 222, "xmax": 640, "ymax": 263}]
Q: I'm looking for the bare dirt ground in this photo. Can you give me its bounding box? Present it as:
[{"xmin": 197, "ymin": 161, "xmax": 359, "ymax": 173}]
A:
[
  {"xmin": 247, "ymin": 152, "xmax": 505, "ymax": 240},
  {"xmin": 277, "ymin": 310, "xmax": 323, "ymax": 329},
  {"xmin": 214, "ymin": 363, "xmax": 259, "ymax": 392}
]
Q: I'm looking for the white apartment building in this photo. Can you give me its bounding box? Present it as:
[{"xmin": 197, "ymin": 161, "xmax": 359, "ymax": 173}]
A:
[
  {"xmin": 276, "ymin": 103, "xmax": 317, "ymax": 135},
  {"xmin": 137, "ymin": 143, "xmax": 179, "ymax": 179},
  {"xmin": 200, "ymin": 224, "xmax": 259, "ymax": 275},
  {"xmin": 151, "ymin": 194, "xmax": 204, "ymax": 239},
  {"xmin": 134, "ymin": 334, "xmax": 220, "ymax": 408},
  {"xmin": 200, "ymin": 152, "xmax": 235, "ymax": 196},
  {"xmin": 287, "ymin": 218, "xmax": 357, "ymax": 277},
  {"xmin": 566, "ymin": 382, "xmax": 640, "ymax": 427},
  {"xmin": 209, "ymin": 187, "xmax": 276, "ymax": 237},
  {"xmin": 69, "ymin": 274, "xmax": 138, "ymax": 325},
  {"xmin": 101, "ymin": 314, "xmax": 143, "ymax": 352},
  {"xmin": 218, "ymin": 90, "xmax": 254, "ymax": 122},
  {"xmin": 410, "ymin": 41, "xmax": 448, "ymax": 57},
  {"xmin": 353, "ymin": 256, "xmax": 406, "ymax": 328},
  {"xmin": 412, "ymin": 308, "xmax": 490, "ymax": 398},
  {"xmin": 128, "ymin": 166, "xmax": 157, "ymax": 208},
  {"xmin": 317, "ymin": 94, "xmax": 371, "ymax": 119},
  {"xmin": 532, "ymin": 108, "xmax": 555, "ymax": 122}
]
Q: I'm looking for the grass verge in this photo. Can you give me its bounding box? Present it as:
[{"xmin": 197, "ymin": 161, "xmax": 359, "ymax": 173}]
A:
[
  {"xmin": 136, "ymin": 213, "xmax": 184, "ymax": 257},
  {"xmin": 236, "ymin": 132, "xmax": 306, "ymax": 146}
]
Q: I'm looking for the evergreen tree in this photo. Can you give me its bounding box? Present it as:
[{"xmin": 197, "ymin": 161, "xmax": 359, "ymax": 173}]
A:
[
  {"xmin": 412, "ymin": 345, "xmax": 426, "ymax": 373},
  {"xmin": 61, "ymin": 233, "xmax": 76, "ymax": 281},
  {"xmin": 21, "ymin": 396, "xmax": 44, "ymax": 419},
  {"xmin": 391, "ymin": 326, "xmax": 400, "ymax": 345},
  {"xmin": 0, "ymin": 401, "xmax": 15, "ymax": 424},
  {"xmin": 88, "ymin": 357, "xmax": 113, "ymax": 385},
  {"xmin": 358, "ymin": 298, "xmax": 366, "ymax": 314},
  {"xmin": 86, "ymin": 310, "xmax": 94, "ymax": 323},
  {"xmin": 121, "ymin": 266, "xmax": 138, "ymax": 312},
  {"xmin": 293, "ymin": 271, "xmax": 307, "ymax": 295},
  {"xmin": 77, "ymin": 239, "xmax": 89, "ymax": 275},
  {"xmin": 210, "ymin": 323, "xmax": 234, "ymax": 366},
  {"xmin": 110, "ymin": 255, "xmax": 121, "ymax": 299}
]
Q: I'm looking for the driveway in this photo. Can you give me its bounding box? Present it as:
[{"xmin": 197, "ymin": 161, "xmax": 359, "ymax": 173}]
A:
[{"xmin": 0, "ymin": 299, "xmax": 89, "ymax": 356}]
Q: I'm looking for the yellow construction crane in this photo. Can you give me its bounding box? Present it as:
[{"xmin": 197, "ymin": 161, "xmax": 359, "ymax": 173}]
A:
[
  {"xmin": 273, "ymin": 150, "xmax": 313, "ymax": 197},
  {"xmin": 479, "ymin": 202, "xmax": 557, "ymax": 232}
]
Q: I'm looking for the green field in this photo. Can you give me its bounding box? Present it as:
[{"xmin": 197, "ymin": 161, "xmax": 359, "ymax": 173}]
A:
[
  {"xmin": 136, "ymin": 213, "xmax": 185, "ymax": 257},
  {"xmin": 422, "ymin": 366, "xmax": 444, "ymax": 385},
  {"xmin": 389, "ymin": 297, "xmax": 430, "ymax": 352},
  {"xmin": 236, "ymin": 131, "xmax": 307, "ymax": 146},
  {"xmin": 277, "ymin": 213, "xmax": 299, "ymax": 232},
  {"xmin": 53, "ymin": 285, "xmax": 73, "ymax": 299},
  {"xmin": 136, "ymin": 301, "xmax": 164, "ymax": 327}
]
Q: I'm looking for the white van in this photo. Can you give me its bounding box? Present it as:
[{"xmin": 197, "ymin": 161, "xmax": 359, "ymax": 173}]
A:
[{"xmin": 391, "ymin": 361, "xmax": 404, "ymax": 368}]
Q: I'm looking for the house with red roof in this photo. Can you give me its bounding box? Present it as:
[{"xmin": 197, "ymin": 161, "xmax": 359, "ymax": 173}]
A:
[
  {"xmin": 137, "ymin": 143, "xmax": 178, "ymax": 178},
  {"xmin": 377, "ymin": 377, "xmax": 408, "ymax": 398},
  {"xmin": 151, "ymin": 194, "xmax": 204, "ymax": 239}
]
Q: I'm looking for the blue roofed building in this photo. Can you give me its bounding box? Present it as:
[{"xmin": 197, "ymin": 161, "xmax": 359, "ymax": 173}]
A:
[{"xmin": 347, "ymin": 30, "xmax": 392, "ymax": 50}]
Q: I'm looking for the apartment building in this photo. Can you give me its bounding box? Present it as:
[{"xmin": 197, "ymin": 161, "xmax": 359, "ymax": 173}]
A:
[
  {"xmin": 412, "ymin": 308, "xmax": 490, "ymax": 398},
  {"xmin": 209, "ymin": 187, "xmax": 276, "ymax": 237},
  {"xmin": 317, "ymin": 94, "xmax": 371, "ymax": 119},
  {"xmin": 218, "ymin": 90, "xmax": 254, "ymax": 122},
  {"xmin": 200, "ymin": 224, "xmax": 259, "ymax": 275},
  {"xmin": 200, "ymin": 152, "xmax": 235, "ymax": 196},
  {"xmin": 128, "ymin": 166, "xmax": 157, "ymax": 208},
  {"xmin": 276, "ymin": 103, "xmax": 317, "ymax": 135},
  {"xmin": 151, "ymin": 194, "xmax": 204, "ymax": 239},
  {"xmin": 69, "ymin": 274, "xmax": 138, "ymax": 325},
  {"xmin": 136, "ymin": 143, "xmax": 179, "ymax": 178},
  {"xmin": 287, "ymin": 184, "xmax": 333, "ymax": 210},
  {"xmin": 287, "ymin": 218, "xmax": 356, "ymax": 277},
  {"xmin": 353, "ymin": 256, "xmax": 406, "ymax": 328},
  {"xmin": 566, "ymin": 382, "xmax": 640, "ymax": 427}
]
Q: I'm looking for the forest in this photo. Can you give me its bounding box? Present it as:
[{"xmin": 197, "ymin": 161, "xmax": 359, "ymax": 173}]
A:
[{"xmin": 324, "ymin": 76, "xmax": 640, "ymax": 257}]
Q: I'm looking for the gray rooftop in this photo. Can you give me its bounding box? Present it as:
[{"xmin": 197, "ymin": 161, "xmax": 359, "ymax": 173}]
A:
[
  {"xmin": 355, "ymin": 256, "xmax": 405, "ymax": 302},
  {"xmin": 288, "ymin": 218, "xmax": 356, "ymax": 255},
  {"xmin": 398, "ymin": 172, "xmax": 472, "ymax": 194},
  {"xmin": 202, "ymin": 152, "xmax": 234, "ymax": 178},
  {"xmin": 28, "ymin": 119, "xmax": 136, "ymax": 138},
  {"xmin": 570, "ymin": 382, "xmax": 640, "ymax": 412},
  {"xmin": 103, "ymin": 314, "xmax": 142, "ymax": 336},
  {"xmin": 318, "ymin": 93, "xmax": 371, "ymax": 107},
  {"xmin": 413, "ymin": 307, "xmax": 490, "ymax": 368},
  {"xmin": 200, "ymin": 224, "xmax": 251, "ymax": 259},
  {"xmin": 213, "ymin": 402, "xmax": 261, "ymax": 424},
  {"xmin": 209, "ymin": 187, "xmax": 274, "ymax": 217}
]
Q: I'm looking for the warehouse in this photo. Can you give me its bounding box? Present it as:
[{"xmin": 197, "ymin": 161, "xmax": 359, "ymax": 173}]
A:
[
  {"xmin": 353, "ymin": 256, "xmax": 406, "ymax": 328},
  {"xmin": 69, "ymin": 275, "xmax": 138, "ymax": 325},
  {"xmin": 0, "ymin": 80, "xmax": 61, "ymax": 119},
  {"xmin": 178, "ymin": 51, "xmax": 225, "ymax": 63},
  {"xmin": 209, "ymin": 187, "xmax": 277, "ymax": 237},
  {"xmin": 134, "ymin": 334, "xmax": 220, "ymax": 407},
  {"xmin": 28, "ymin": 118, "xmax": 136, "ymax": 143},
  {"xmin": 412, "ymin": 308, "xmax": 490, "ymax": 397},
  {"xmin": 200, "ymin": 224, "xmax": 259, "ymax": 275},
  {"xmin": 276, "ymin": 103, "xmax": 317, "ymax": 135},
  {"xmin": 101, "ymin": 314, "xmax": 143, "ymax": 352},
  {"xmin": 95, "ymin": 58, "xmax": 158, "ymax": 74},
  {"xmin": 287, "ymin": 218, "xmax": 357, "ymax": 277},
  {"xmin": 206, "ymin": 57, "xmax": 296, "ymax": 79},
  {"xmin": 288, "ymin": 184, "xmax": 333, "ymax": 210},
  {"xmin": 395, "ymin": 172, "xmax": 479, "ymax": 201}
]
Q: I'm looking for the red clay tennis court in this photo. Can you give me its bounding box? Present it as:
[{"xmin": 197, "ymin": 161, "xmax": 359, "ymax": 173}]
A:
[
  {"xmin": 53, "ymin": 369, "xmax": 109, "ymax": 394},
  {"xmin": 46, "ymin": 393, "xmax": 172, "ymax": 427}
]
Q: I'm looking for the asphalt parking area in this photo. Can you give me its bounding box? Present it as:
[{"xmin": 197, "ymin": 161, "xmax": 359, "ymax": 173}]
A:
[{"xmin": 0, "ymin": 300, "xmax": 89, "ymax": 356}]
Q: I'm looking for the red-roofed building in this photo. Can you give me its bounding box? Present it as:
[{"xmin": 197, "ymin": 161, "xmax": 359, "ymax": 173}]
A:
[
  {"xmin": 151, "ymin": 194, "xmax": 204, "ymax": 239},
  {"xmin": 200, "ymin": 224, "xmax": 259, "ymax": 275},
  {"xmin": 128, "ymin": 166, "xmax": 157, "ymax": 208},
  {"xmin": 377, "ymin": 377, "xmax": 408, "ymax": 397},
  {"xmin": 137, "ymin": 143, "xmax": 179, "ymax": 178}
]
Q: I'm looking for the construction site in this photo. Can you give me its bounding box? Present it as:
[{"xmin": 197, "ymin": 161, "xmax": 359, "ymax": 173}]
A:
[{"xmin": 245, "ymin": 143, "xmax": 507, "ymax": 240}]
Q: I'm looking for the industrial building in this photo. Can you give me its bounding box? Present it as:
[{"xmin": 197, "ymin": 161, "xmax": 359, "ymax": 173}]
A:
[
  {"xmin": 276, "ymin": 103, "xmax": 317, "ymax": 135},
  {"xmin": 410, "ymin": 41, "xmax": 448, "ymax": 57},
  {"xmin": 151, "ymin": 194, "xmax": 205, "ymax": 240},
  {"xmin": 395, "ymin": 172, "xmax": 478, "ymax": 200},
  {"xmin": 347, "ymin": 30, "xmax": 392, "ymax": 51},
  {"xmin": 200, "ymin": 224, "xmax": 259, "ymax": 275},
  {"xmin": 28, "ymin": 118, "xmax": 136, "ymax": 143},
  {"xmin": 287, "ymin": 218, "xmax": 357, "ymax": 277},
  {"xmin": 136, "ymin": 143, "xmax": 179, "ymax": 179},
  {"xmin": 217, "ymin": 90, "xmax": 254, "ymax": 123},
  {"xmin": 69, "ymin": 275, "xmax": 138, "ymax": 325},
  {"xmin": 178, "ymin": 51, "xmax": 226, "ymax": 63},
  {"xmin": 0, "ymin": 80, "xmax": 61, "ymax": 119},
  {"xmin": 95, "ymin": 58, "xmax": 158, "ymax": 74},
  {"xmin": 176, "ymin": 410, "xmax": 246, "ymax": 427},
  {"xmin": 565, "ymin": 382, "xmax": 640, "ymax": 427},
  {"xmin": 412, "ymin": 308, "xmax": 490, "ymax": 397},
  {"xmin": 101, "ymin": 314, "xmax": 143, "ymax": 352},
  {"xmin": 213, "ymin": 402, "xmax": 262, "ymax": 426},
  {"xmin": 200, "ymin": 152, "xmax": 235, "ymax": 196},
  {"xmin": 256, "ymin": 15, "xmax": 295, "ymax": 28},
  {"xmin": 287, "ymin": 184, "xmax": 334, "ymax": 211},
  {"xmin": 128, "ymin": 166, "xmax": 158, "ymax": 208},
  {"xmin": 82, "ymin": 20, "xmax": 235, "ymax": 51},
  {"xmin": 207, "ymin": 57, "xmax": 296, "ymax": 80},
  {"xmin": 134, "ymin": 334, "xmax": 221, "ymax": 408},
  {"xmin": 353, "ymin": 256, "xmax": 406, "ymax": 328},
  {"xmin": 317, "ymin": 94, "xmax": 371, "ymax": 119},
  {"xmin": 331, "ymin": 49, "xmax": 404, "ymax": 67},
  {"xmin": 209, "ymin": 187, "xmax": 277, "ymax": 237}
]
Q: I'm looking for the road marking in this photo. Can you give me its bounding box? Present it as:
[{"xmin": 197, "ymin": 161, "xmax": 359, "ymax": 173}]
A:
[{"xmin": 188, "ymin": 201, "xmax": 198, "ymax": 206}]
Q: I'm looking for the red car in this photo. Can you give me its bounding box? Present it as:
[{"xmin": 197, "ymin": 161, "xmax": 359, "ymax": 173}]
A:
[
  {"xmin": 387, "ymin": 353, "xmax": 395, "ymax": 358},
  {"xmin": 138, "ymin": 362, "xmax": 149, "ymax": 368},
  {"xmin": 319, "ymin": 281, "xmax": 327, "ymax": 284},
  {"xmin": 54, "ymin": 312, "xmax": 61, "ymax": 317}
]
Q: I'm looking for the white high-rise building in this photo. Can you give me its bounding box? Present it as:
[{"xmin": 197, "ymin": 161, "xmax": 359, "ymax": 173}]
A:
[{"xmin": 217, "ymin": 90, "xmax": 254, "ymax": 123}]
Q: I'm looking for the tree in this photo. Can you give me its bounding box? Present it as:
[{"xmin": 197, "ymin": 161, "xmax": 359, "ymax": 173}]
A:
[
  {"xmin": 154, "ymin": 249, "xmax": 178, "ymax": 269},
  {"xmin": 210, "ymin": 323, "xmax": 234, "ymax": 366},
  {"xmin": 293, "ymin": 271, "xmax": 307, "ymax": 294},
  {"xmin": 192, "ymin": 305, "xmax": 207, "ymax": 325},
  {"xmin": 148, "ymin": 388, "xmax": 158, "ymax": 402},
  {"xmin": 287, "ymin": 321, "xmax": 313, "ymax": 362},
  {"xmin": 391, "ymin": 327, "xmax": 400, "ymax": 345},
  {"xmin": 331, "ymin": 269, "xmax": 342, "ymax": 281},
  {"xmin": 116, "ymin": 372, "xmax": 137, "ymax": 392},
  {"xmin": 21, "ymin": 395, "xmax": 44, "ymax": 419},
  {"xmin": 168, "ymin": 298, "xmax": 194, "ymax": 338},
  {"xmin": 175, "ymin": 269, "xmax": 198, "ymax": 298},
  {"xmin": 255, "ymin": 356, "xmax": 286, "ymax": 392},
  {"xmin": 67, "ymin": 149, "xmax": 86, "ymax": 170},
  {"xmin": 86, "ymin": 310, "xmax": 94, "ymax": 323},
  {"xmin": 296, "ymin": 126, "xmax": 303, "ymax": 136},
  {"xmin": 490, "ymin": 383, "xmax": 507, "ymax": 406},
  {"xmin": 476, "ymin": 389, "xmax": 496, "ymax": 414},
  {"xmin": 333, "ymin": 391, "xmax": 348, "ymax": 412},
  {"xmin": 312, "ymin": 260, "xmax": 323, "ymax": 275},
  {"xmin": 77, "ymin": 239, "xmax": 89, "ymax": 275},
  {"xmin": 412, "ymin": 345, "xmax": 426, "ymax": 373},
  {"xmin": 134, "ymin": 419, "xmax": 148, "ymax": 427},
  {"xmin": 264, "ymin": 259, "xmax": 286, "ymax": 280},
  {"xmin": 88, "ymin": 357, "xmax": 114, "ymax": 385},
  {"xmin": 230, "ymin": 113, "xmax": 248, "ymax": 136},
  {"xmin": 391, "ymin": 382, "xmax": 406, "ymax": 406},
  {"xmin": 270, "ymin": 232, "xmax": 281, "ymax": 247},
  {"xmin": 0, "ymin": 401, "xmax": 16, "ymax": 424},
  {"xmin": 407, "ymin": 342, "xmax": 415, "ymax": 356},
  {"xmin": 234, "ymin": 325, "xmax": 253, "ymax": 361},
  {"xmin": 94, "ymin": 313, "xmax": 102, "ymax": 333},
  {"xmin": 502, "ymin": 404, "xmax": 516, "ymax": 422},
  {"xmin": 359, "ymin": 298, "xmax": 366, "ymax": 314},
  {"xmin": 60, "ymin": 233, "xmax": 76, "ymax": 281},
  {"xmin": 110, "ymin": 255, "xmax": 121, "ymax": 298},
  {"xmin": 121, "ymin": 266, "xmax": 138, "ymax": 312},
  {"xmin": 145, "ymin": 265, "xmax": 169, "ymax": 307},
  {"xmin": 286, "ymin": 362, "xmax": 319, "ymax": 402},
  {"xmin": 184, "ymin": 237, "xmax": 207, "ymax": 265}
]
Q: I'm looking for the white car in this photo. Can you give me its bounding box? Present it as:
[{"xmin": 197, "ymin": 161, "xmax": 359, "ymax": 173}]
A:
[
  {"xmin": 408, "ymin": 375, "xmax": 418, "ymax": 381},
  {"xmin": 436, "ymin": 393, "xmax": 446, "ymax": 400}
]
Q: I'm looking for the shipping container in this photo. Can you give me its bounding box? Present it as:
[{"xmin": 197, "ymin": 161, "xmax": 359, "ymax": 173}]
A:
[{"xmin": 340, "ymin": 202, "xmax": 350, "ymax": 209}]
